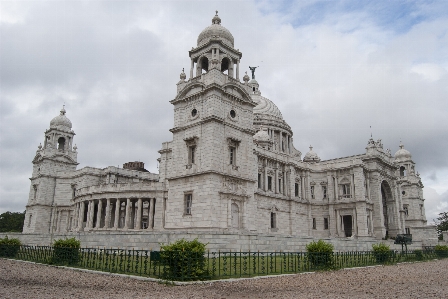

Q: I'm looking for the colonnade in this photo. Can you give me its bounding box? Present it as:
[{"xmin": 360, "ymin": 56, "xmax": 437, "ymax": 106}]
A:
[{"xmin": 73, "ymin": 198, "xmax": 158, "ymax": 231}]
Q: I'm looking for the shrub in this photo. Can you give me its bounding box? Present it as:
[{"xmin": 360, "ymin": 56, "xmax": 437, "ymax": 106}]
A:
[
  {"xmin": 159, "ymin": 238, "xmax": 209, "ymax": 281},
  {"xmin": 372, "ymin": 243, "xmax": 391, "ymax": 263},
  {"xmin": 434, "ymin": 244, "xmax": 448, "ymax": 258},
  {"xmin": 0, "ymin": 235, "xmax": 21, "ymax": 257},
  {"xmin": 306, "ymin": 240, "xmax": 334, "ymax": 269},
  {"xmin": 52, "ymin": 237, "xmax": 80, "ymax": 265},
  {"xmin": 413, "ymin": 249, "xmax": 423, "ymax": 261}
]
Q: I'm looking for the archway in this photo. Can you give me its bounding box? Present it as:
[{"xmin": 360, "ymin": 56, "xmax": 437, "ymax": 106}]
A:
[
  {"xmin": 57, "ymin": 137, "xmax": 65, "ymax": 150},
  {"xmin": 381, "ymin": 180, "xmax": 394, "ymax": 237},
  {"xmin": 221, "ymin": 57, "xmax": 230, "ymax": 75},
  {"xmin": 196, "ymin": 56, "xmax": 209, "ymax": 75}
]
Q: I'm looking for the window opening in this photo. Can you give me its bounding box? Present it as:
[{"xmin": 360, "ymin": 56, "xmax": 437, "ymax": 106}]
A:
[
  {"xmin": 312, "ymin": 218, "xmax": 316, "ymax": 229},
  {"xmin": 342, "ymin": 184, "xmax": 350, "ymax": 196},
  {"xmin": 322, "ymin": 186, "xmax": 327, "ymax": 199},
  {"xmin": 267, "ymin": 176, "xmax": 272, "ymax": 191},
  {"xmin": 310, "ymin": 185, "xmax": 315, "ymax": 199},
  {"xmin": 230, "ymin": 110, "xmax": 236, "ymax": 118},
  {"xmin": 278, "ymin": 179, "xmax": 281, "ymax": 193},
  {"xmin": 400, "ymin": 166, "xmax": 406, "ymax": 177},
  {"xmin": 404, "ymin": 205, "xmax": 409, "ymax": 216},
  {"xmin": 270, "ymin": 212, "xmax": 276, "ymax": 229},
  {"xmin": 185, "ymin": 194, "xmax": 192, "ymax": 215},
  {"xmin": 57, "ymin": 137, "xmax": 65, "ymax": 150},
  {"xmin": 189, "ymin": 146, "xmax": 196, "ymax": 164},
  {"xmin": 258, "ymin": 173, "xmax": 262, "ymax": 189},
  {"xmin": 229, "ymin": 147, "xmax": 235, "ymax": 165},
  {"xmin": 28, "ymin": 214, "xmax": 32, "ymax": 227},
  {"xmin": 324, "ymin": 218, "xmax": 329, "ymax": 230},
  {"xmin": 405, "ymin": 228, "xmax": 410, "ymax": 234},
  {"xmin": 295, "ymin": 183, "xmax": 299, "ymax": 197},
  {"xmin": 191, "ymin": 109, "xmax": 197, "ymax": 117}
]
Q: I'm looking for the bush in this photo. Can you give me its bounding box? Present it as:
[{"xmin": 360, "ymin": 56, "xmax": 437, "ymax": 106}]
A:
[
  {"xmin": 306, "ymin": 240, "xmax": 334, "ymax": 269},
  {"xmin": 159, "ymin": 238, "xmax": 209, "ymax": 281},
  {"xmin": 0, "ymin": 235, "xmax": 21, "ymax": 257},
  {"xmin": 372, "ymin": 243, "xmax": 391, "ymax": 263},
  {"xmin": 413, "ymin": 249, "xmax": 423, "ymax": 261},
  {"xmin": 434, "ymin": 245, "xmax": 448, "ymax": 258},
  {"xmin": 52, "ymin": 237, "xmax": 80, "ymax": 265}
]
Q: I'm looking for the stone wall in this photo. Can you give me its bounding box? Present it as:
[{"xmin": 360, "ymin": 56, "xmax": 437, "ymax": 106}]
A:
[{"xmin": 0, "ymin": 231, "xmax": 424, "ymax": 252}]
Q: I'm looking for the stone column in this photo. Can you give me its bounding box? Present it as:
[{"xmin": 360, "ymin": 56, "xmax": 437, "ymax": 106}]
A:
[
  {"xmin": 279, "ymin": 131, "xmax": 283, "ymax": 152},
  {"xmin": 274, "ymin": 165, "xmax": 279, "ymax": 194},
  {"xmin": 366, "ymin": 173, "xmax": 371, "ymax": 201},
  {"xmin": 136, "ymin": 198, "xmax": 142, "ymax": 229},
  {"xmin": 236, "ymin": 59, "xmax": 240, "ymax": 80},
  {"xmin": 350, "ymin": 173, "xmax": 354, "ymax": 198},
  {"xmin": 105, "ymin": 198, "xmax": 111, "ymax": 229},
  {"xmin": 95, "ymin": 199, "xmax": 103, "ymax": 229},
  {"xmin": 301, "ymin": 175, "xmax": 305, "ymax": 199},
  {"xmin": 264, "ymin": 159, "xmax": 268, "ymax": 192},
  {"xmin": 114, "ymin": 199, "xmax": 121, "ymax": 229},
  {"xmin": 190, "ymin": 59, "xmax": 194, "ymax": 79},
  {"xmin": 148, "ymin": 198, "xmax": 155, "ymax": 229},
  {"xmin": 77, "ymin": 202, "xmax": 85, "ymax": 230},
  {"xmin": 73, "ymin": 203, "xmax": 79, "ymax": 230},
  {"xmin": 88, "ymin": 201, "xmax": 95, "ymax": 229},
  {"xmin": 65, "ymin": 210, "xmax": 70, "ymax": 232},
  {"xmin": 335, "ymin": 175, "xmax": 339, "ymax": 200},
  {"xmin": 124, "ymin": 198, "xmax": 131, "ymax": 229},
  {"xmin": 353, "ymin": 207, "xmax": 358, "ymax": 236}
]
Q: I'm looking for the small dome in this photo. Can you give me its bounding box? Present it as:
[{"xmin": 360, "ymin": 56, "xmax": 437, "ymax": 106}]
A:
[
  {"xmin": 303, "ymin": 146, "xmax": 320, "ymax": 163},
  {"xmin": 50, "ymin": 106, "xmax": 72, "ymax": 130},
  {"xmin": 253, "ymin": 127, "xmax": 271, "ymax": 142},
  {"xmin": 197, "ymin": 12, "xmax": 234, "ymax": 48},
  {"xmin": 394, "ymin": 142, "xmax": 412, "ymax": 162}
]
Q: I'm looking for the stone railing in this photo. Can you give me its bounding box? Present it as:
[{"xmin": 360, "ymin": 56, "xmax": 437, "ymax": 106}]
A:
[{"xmin": 75, "ymin": 182, "xmax": 165, "ymax": 197}]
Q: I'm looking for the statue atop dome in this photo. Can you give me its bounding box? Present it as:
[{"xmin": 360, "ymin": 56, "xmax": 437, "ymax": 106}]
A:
[{"xmin": 249, "ymin": 66, "xmax": 258, "ymax": 79}]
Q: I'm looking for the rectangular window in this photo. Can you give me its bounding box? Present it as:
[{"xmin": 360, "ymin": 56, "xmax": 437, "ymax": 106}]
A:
[
  {"xmin": 270, "ymin": 212, "xmax": 276, "ymax": 229},
  {"xmin": 295, "ymin": 183, "xmax": 299, "ymax": 197},
  {"xmin": 312, "ymin": 218, "xmax": 316, "ymax": 229},
  {"xmin": 258, "ymin": 173, "xmax": 262, "ymax": 189},
  {"xmin": 322, "ymin": 186, "xmax": 327, "ymax": 199},
  {"xmin": 229, "ymin": 147, "xmax": 235, "ymax": 165},
  {"xmin": 268, "ymin": 176, "xmax": 272, "ymax": 191},
  {"xmin": 405, "ymin": 228, "xmax": 410, "ymax": 234},
  {"xmin": 324, "ymin": 218, "xmax": 329, "ymax": 230},
  {"xmin": 342, "ymin": 184, "xmax": 350, "ymax": 195},
  {"xmin": 310, "ymin": 185, "xmax": 315, "ymax": 199},
  {"xmin": 28, "ymin": 214, "xmax": 32, "ymax": 227},
  {"xmin": 278, "ymin": 179, "xmax": 282, "ymax": 193},
  {"xmin": 420, "ymin": 204, "xmax": 423, "ymax": 216},
  {"xmin": 188, "ymin": 146, "xmax": 196, "ymax": 164},
  {"xmin": 185, "ymin": 194, "xmax": 192, "ymax": 215}
]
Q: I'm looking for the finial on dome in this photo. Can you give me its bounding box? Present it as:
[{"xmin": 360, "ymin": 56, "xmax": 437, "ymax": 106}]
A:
[
  {"xmin": 73, "ymin": 144, "xmax": 78, "ymax": 151},
  {"xmin": 399, "ymin": 141, "xmax": 404, "ymax": 149},
  {"xmin": 309, "ymin": 145, "xmax": 313, "ymax": 151},
  {"xmin": 180, "ymin": 68, "xmax": 186, "ymax": 80},
  {"xmin": 212, "ymin": 10, "xmax": 221, "ymax": 25},
  {"xmin": 60, "ymin": 105, "xmax": 66, "ymax": 115},
  {"xmin": 38, "ymin": 143, "xmax": 42, "ymax": 150}
]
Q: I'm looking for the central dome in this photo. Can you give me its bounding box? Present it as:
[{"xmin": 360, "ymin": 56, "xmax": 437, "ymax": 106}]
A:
[
  {"xmin": 197, "ymin": 12, "xmax": 234, "ymax": 48},
  {"xmin": 252, "ymin": 94, "xmax": 284, "ymax": 120}
]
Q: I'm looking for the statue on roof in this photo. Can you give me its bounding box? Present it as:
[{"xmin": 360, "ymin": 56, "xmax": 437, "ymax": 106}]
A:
[{"xmin": 249, "ymin": 66, "xmax": 258, "ymax": 79}]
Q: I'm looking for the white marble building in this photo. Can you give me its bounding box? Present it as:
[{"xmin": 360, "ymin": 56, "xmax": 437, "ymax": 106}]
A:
[{"xmin": 23, "ymin": 12, "xmax": 435, "ymax": 246}]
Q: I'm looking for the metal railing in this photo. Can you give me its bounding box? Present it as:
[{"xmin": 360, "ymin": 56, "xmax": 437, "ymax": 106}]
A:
[{"xmin": 1, "ymin": 245, "xmax": 447, "ymax": 281}]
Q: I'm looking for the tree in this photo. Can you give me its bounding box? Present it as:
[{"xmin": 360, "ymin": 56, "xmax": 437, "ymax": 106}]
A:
[
  {"xmin": 434, "ymin": 212, "xmax": 448, "ymax": 240},
  {"xmin": 0, "ymin": 211, "xmax": 25, "ymax": 232}
]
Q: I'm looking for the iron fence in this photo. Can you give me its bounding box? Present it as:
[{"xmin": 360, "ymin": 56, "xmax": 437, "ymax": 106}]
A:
[{"xmin": 0, "ymin": 245, "xmax": 446, "ymax": 281}]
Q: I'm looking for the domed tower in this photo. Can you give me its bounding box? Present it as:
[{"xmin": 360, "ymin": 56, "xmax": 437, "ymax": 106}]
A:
[
  {"xmin": 23, "ymin": 106, "xmax": 78, "ymax": 233},
  {"xmin": 394, "ymin": 142, "xmax": 426, "ymax": 231},
  {"xmin": 162, "ymin": 12, "xmax": 258, "ymax": 231}
]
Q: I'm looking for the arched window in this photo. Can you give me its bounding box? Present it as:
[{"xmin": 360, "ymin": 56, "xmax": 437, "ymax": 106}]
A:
[
  {"xmin": 400, "ymin": 166, "xmax": 406, "ymax": 177},
  {"xmin": 200, "ymin": 57, "xmax": 209, "ymax": 74},
  {"xmin": 57, "ymin": 137, "xmax": 65, "ymax": 150},
  {"xmin": 221, "ymin": 57, "xmax": 230, "ymax": 75}
]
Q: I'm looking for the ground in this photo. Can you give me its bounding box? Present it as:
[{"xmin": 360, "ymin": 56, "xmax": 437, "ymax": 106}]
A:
[{"xmin": 1, "ymin": 258, "xmax": 447, "ymax": 298}]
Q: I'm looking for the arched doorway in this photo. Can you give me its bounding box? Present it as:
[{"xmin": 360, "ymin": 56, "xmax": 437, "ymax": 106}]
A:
[
  {"xmin": 231, "ymin": 203, "xmax": 239, "ymax": 229},
  {"xmin": 196, "ymin": 56, "xmax": 209, "ymax": 75},
  {"xmin": 221, "ymin": 57, "xmax": 230, "ymax": 75},
  {"xmin": 381, "ymin": 180, "xmax": 394, "ymax": 237}
]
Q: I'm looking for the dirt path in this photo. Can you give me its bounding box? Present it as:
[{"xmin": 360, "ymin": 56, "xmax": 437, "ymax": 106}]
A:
[{"xmin": 1, "ymin": 258, "xmax": 447, "ymax": 298}]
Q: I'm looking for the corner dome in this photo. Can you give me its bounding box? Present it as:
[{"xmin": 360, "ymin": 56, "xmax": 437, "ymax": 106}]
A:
[
  {"xmin": 303, "ymin": 146, "xmax": 320, "ymax": 163},
  {"xmin": 50, "ymin": 106, "xmax": 72, "ymax": 130},
  {"xmin": 253, "ymin": 127, "xmax": 271, "ymax": 142},
  {"xmin": 394, "ymin": 142, "xmax": 412, "ymax": 162},
  {"xmin": 197, "ymin": 12, "xmax": 234, "ymax": 48}
]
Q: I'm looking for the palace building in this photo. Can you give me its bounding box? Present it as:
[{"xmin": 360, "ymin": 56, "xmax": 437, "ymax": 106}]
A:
[{"xmin": 22, "ymin": 12, "xmax": 436, "ymax": 249}]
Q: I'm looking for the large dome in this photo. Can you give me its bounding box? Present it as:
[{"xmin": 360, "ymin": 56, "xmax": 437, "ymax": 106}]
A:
[
  {"xmin": 50, "ymin": 107, "xmax": 72, "ymax": 130},
  {"xmin": 252, "ymin": 94, "xmax": 283, "ymax": 120},
  {"xmin": 197, "ymin": 12, "xmax": 234, "ymax": 48}
]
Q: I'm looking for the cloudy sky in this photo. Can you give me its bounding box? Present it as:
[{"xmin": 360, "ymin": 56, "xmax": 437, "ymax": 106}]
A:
[{"xmin": 1, "ymin": 0, "xmax": 447, "ymax": 222}]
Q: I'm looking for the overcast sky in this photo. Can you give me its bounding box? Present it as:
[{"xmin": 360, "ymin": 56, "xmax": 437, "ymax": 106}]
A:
[{"xmin": 1, "ymin": 0, "xmax": 447, "ymax": 222}]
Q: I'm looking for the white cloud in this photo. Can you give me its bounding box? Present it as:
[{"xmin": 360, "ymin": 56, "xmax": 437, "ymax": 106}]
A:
[{"xmin": 1, "ymin": 1, "xmax": 447, "ymax": 215}]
